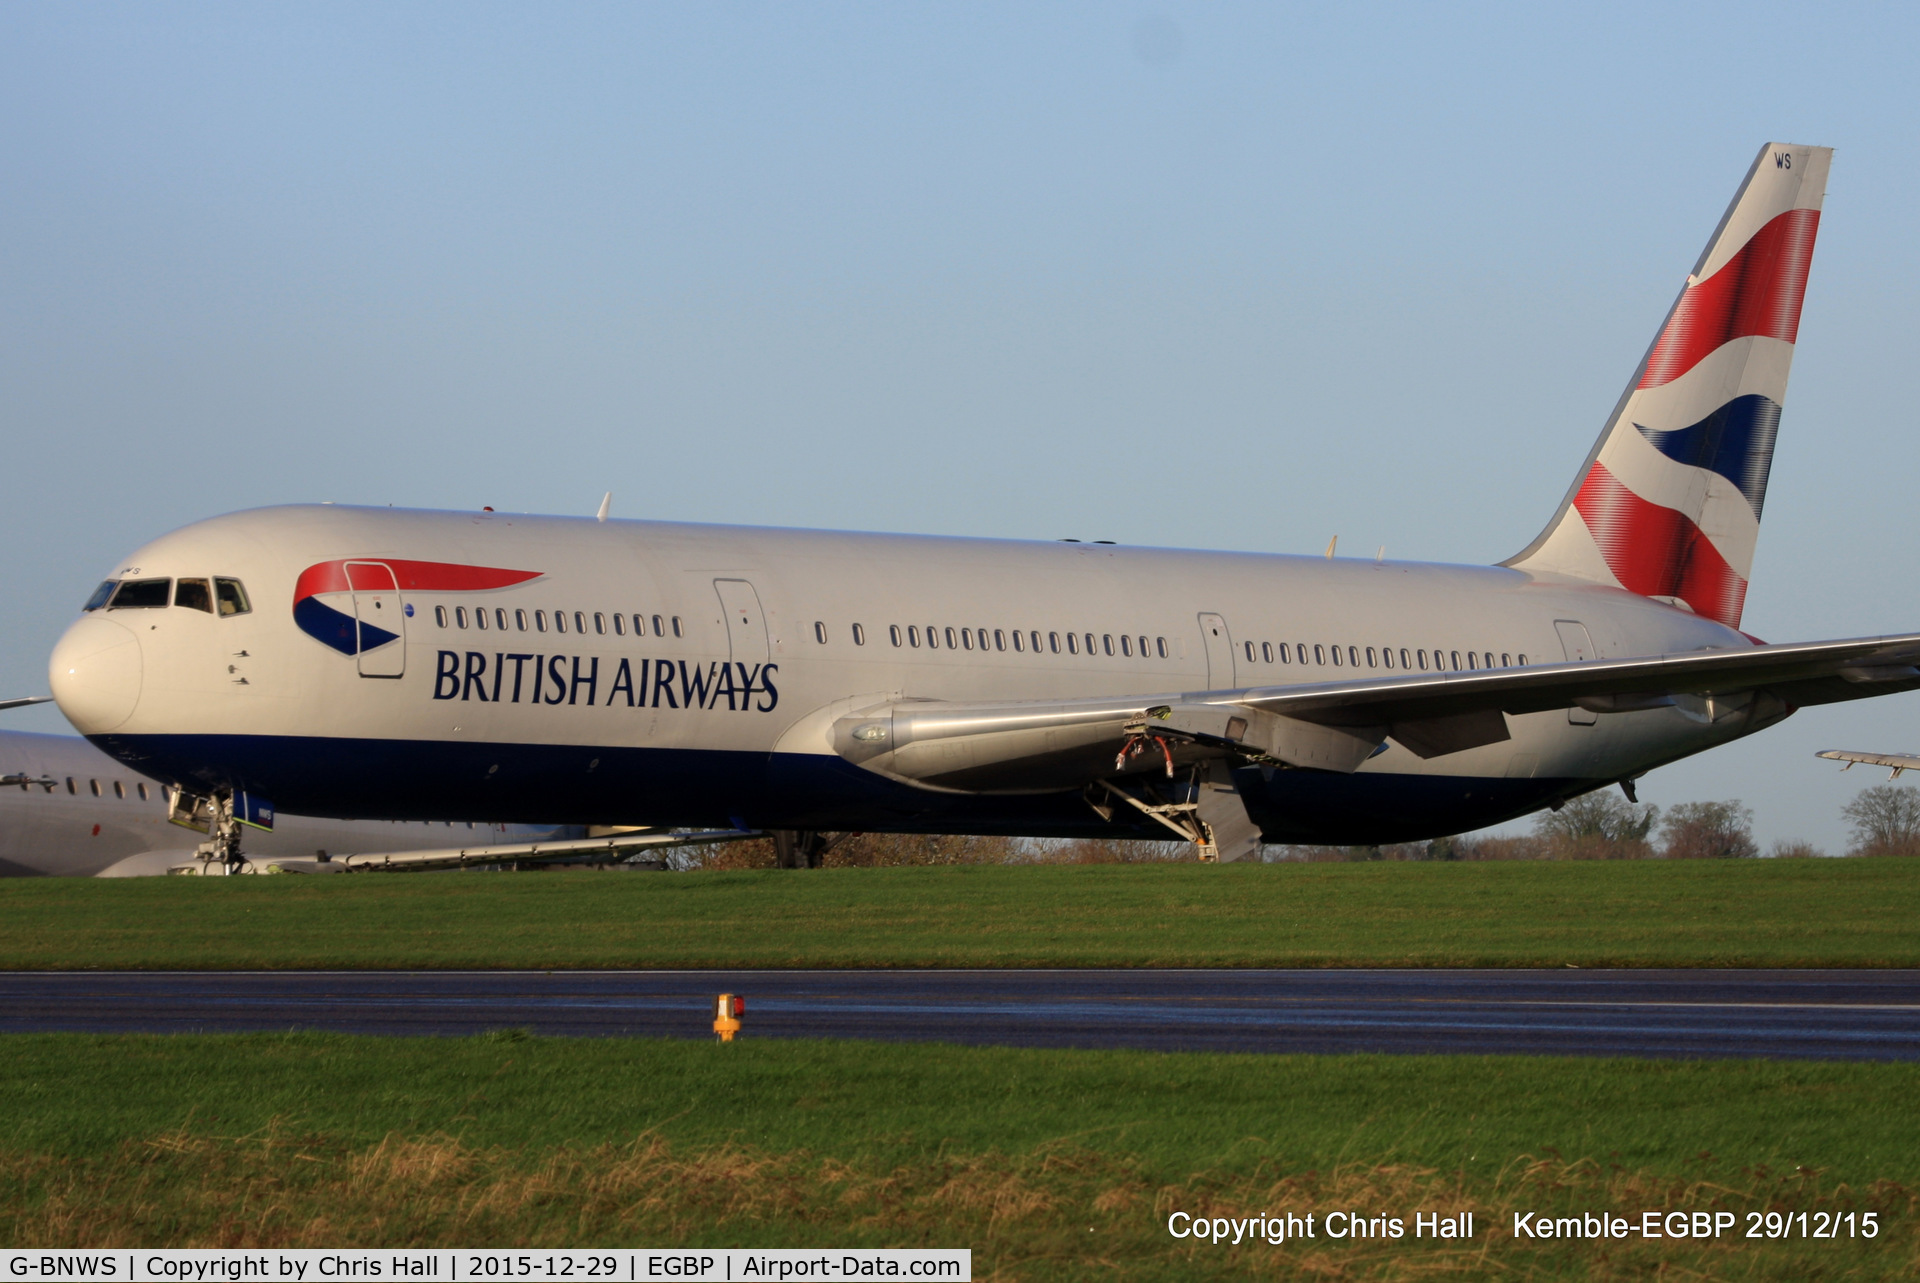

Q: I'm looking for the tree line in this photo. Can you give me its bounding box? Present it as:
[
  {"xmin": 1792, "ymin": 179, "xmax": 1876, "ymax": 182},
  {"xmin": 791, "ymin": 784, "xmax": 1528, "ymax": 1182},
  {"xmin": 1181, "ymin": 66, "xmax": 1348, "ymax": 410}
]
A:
[{"xmin": 1271, "ymin": 781, "xmax": 1920, "ymax": 862}]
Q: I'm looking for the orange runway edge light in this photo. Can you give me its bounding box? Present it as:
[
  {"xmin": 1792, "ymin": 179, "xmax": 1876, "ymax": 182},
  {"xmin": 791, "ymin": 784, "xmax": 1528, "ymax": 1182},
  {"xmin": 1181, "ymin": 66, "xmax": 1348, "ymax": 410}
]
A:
[{"xmin": 713, "ymin": 993, "xmax": 743, "ymax": 1042}]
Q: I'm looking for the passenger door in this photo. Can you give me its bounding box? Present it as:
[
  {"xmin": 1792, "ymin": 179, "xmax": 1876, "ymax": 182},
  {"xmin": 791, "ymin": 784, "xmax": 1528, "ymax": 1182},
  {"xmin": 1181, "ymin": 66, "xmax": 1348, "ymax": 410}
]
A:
[
  {"xmin": 347, "ymin": 562, "xmax": 406, "ymax": 678},
  {"xmin": 1554, "ymin": 619, "xmax": 1597, "ymax": 725},
  {"xmin": 1197, "ymin": 613, "xmax": 1235, "ymax": 689},
  {"xmin": 714, "ymin": 579, "xmax": 769, "ymax": 668}
]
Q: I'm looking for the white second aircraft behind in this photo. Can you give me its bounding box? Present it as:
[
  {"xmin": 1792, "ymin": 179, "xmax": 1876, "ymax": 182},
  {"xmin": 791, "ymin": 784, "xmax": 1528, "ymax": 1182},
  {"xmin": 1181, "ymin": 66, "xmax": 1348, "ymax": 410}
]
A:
[
  {"xmin": 48, "ymin": 142, "xmax": 1920, "ymax": 862},
  {"xmin": 0, "ymin": 726, "xmax": 579, "ymax": 876}
]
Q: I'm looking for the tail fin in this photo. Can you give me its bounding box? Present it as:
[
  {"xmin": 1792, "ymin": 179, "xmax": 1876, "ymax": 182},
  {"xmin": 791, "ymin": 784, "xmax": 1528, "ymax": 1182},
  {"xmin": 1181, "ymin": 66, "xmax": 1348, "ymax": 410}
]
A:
[{"xmin": 1505, "ymin": 142, "xmax": 1831, "ymax": 629}]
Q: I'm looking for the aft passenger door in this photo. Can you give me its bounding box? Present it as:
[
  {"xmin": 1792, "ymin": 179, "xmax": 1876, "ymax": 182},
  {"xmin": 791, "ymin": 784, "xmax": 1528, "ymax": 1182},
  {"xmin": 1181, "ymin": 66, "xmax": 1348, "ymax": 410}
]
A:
[
  {"xmin": 1554, "ymin": 619, "xmax": 1597, "ymax": 725},
  {"xmin": 347, "ymin": 561, "xmax": 406, "ymax": 678},
  {"xmin": 714, "ymin": 579, "xmax": 769, "ymax": 668},
  {"xmin": 1197, "ymin": 613, "xmax": 1235, "ymax": 690}
]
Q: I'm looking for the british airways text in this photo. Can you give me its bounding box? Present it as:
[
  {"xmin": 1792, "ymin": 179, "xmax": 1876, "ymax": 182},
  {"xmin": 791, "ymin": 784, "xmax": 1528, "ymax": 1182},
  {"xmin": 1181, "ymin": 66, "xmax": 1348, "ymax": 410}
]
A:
[{"xmin": 432, "ymin": 651, "xmax": 778, "ymax": 711}]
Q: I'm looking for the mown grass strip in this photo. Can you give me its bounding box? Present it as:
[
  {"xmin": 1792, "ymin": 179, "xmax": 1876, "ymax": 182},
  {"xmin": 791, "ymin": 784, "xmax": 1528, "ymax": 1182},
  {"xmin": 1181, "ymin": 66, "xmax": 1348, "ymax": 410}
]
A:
[
  {"xmin": 2, "ymin": 1034, "xmax": 1915, "ymax": 1278},
  {"xmin": 4, "ymin": 858, "xmax": 1920, "ymax": 970}
]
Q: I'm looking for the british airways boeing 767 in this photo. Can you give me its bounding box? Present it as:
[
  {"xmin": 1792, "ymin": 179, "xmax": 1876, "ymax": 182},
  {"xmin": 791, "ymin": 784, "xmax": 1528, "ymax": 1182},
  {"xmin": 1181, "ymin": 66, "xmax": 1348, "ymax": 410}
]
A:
[{"xmin": 49, "ymin": 143, "xmax": 1920, "ymax": 863}]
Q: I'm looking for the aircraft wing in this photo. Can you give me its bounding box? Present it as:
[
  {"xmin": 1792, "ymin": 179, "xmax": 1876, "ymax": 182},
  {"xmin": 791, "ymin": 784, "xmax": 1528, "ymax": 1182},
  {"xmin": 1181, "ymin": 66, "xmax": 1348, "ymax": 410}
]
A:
[
  {"xmin": 1237, "ymin": 631, "xmax": 1920, "ymax": 731},
  {"xmin": 830, "ymin": 630, "xmax": 1920, "ymax": 795},
  {"xmin": 824, "ymin": 629, "xmax": 1920, "ymax": 860},
  {"xmin": 1816, "ymin": 749, "xmax": 1920, "ymax": 779},
  {"xmin": 332, "ymin": 827, "xmax": 758, "ymax": 872}
]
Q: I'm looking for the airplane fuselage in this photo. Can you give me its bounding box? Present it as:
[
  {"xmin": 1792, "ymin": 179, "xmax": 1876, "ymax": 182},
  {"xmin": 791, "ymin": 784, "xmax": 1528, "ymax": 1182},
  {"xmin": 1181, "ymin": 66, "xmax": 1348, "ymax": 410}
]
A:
[{"xmin": 53, "ymin": 505, "xmax": 1763, "ymax": 845}]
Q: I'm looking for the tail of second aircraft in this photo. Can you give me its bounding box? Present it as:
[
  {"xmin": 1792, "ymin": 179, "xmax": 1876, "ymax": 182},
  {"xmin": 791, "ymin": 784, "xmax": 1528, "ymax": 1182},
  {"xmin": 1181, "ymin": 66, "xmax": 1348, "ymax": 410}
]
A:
[{"xmin": 1505, "ymin": 142, "xmax": 1831, "ymax": 630}]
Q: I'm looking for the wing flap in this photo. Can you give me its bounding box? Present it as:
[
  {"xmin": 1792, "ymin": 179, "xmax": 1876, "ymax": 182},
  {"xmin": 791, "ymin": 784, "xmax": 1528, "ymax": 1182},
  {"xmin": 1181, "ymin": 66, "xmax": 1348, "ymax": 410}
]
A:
[{"xmin": 1387, "ymin": 708, "xmax": 1513, "ymax": 760}]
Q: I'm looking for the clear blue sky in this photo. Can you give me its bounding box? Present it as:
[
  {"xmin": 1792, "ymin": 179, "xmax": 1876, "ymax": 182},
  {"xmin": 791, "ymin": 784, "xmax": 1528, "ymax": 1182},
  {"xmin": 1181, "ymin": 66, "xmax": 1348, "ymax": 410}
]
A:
[{"xmin": 5, "ymin": 2, "xmax": 1919, "ymax": 851}]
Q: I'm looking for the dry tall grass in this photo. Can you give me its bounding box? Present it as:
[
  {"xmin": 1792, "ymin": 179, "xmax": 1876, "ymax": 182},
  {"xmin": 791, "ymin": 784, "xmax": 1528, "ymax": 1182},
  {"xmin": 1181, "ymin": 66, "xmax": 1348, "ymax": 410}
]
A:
[{"xmin": 5, "ymin": 1128, "xmax": 1914, "ymax": 1280}]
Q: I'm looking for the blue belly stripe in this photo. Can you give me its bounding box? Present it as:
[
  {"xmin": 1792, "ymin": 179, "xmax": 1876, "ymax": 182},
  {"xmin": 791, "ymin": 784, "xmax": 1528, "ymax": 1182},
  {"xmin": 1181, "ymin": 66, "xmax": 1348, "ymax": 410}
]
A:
[{"xmin": 86, "ymin": 732, "xmax": 1589, "ymax": 846}]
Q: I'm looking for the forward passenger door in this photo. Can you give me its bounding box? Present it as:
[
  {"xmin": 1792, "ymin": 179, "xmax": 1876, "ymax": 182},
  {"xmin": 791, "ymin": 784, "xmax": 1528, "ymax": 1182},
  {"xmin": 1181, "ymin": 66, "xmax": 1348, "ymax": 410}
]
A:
[{"xmin": 348, "ymin": 562, "xmax": 405, "ymax": 678}]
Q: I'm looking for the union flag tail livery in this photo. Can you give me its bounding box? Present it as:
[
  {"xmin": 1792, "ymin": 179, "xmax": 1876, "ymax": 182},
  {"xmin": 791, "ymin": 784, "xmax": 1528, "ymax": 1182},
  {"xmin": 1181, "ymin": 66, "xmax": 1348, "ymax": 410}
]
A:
[{"xmin": 1506, "ymin": 142, "xmax": 1830, "ymax": 629}]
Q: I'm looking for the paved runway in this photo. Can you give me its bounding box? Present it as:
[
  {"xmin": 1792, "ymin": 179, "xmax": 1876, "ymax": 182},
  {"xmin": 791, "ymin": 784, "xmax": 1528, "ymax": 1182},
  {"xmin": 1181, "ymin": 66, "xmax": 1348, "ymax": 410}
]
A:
[{"xmin": 4, "ymin": 970, "xmax": 1918, "ymax": 1059}]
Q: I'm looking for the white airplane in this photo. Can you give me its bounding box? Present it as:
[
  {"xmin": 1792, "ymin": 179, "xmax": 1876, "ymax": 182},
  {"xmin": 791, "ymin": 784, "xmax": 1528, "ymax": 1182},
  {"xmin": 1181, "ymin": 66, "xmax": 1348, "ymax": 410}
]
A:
[
  {"xmin": 46, "ymin": 142, "xmax": 1920, "ymax": 864},
  {"xmin": 0, "ymin": 724, "xmax": 586, "ymax": 876}
]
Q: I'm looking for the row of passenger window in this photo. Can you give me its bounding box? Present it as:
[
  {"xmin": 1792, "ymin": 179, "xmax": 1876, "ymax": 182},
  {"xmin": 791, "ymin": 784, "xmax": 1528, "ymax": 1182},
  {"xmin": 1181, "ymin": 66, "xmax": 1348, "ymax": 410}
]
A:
[
  {"xmin": 868, "ymin": 624, "xmax": 1169, "ymax": 658},
  {"xmin": 1242, "ymin": 640, "xmax": 1528, "ymax": 672},
  {"xmin": 811, "ymin": 621, "xmax": 1529, "ymax": 671},
  {"xmin": 436, "ymin": 606, "xmax": 684, "ymax": 639},
  {"xmin": 25, "ymin": 777, "xmax": 154, "ymax": 800},
  {"xmin": 435, "ymin": 604, "xmax": 1523, "ymax": 676},
  {"xmin": 11, "ymin": 770, "xmax": 498, "ymax": 837},
  {"xmin": 82, "ymin": 577, "xmax": 252, "ymax": 616}
]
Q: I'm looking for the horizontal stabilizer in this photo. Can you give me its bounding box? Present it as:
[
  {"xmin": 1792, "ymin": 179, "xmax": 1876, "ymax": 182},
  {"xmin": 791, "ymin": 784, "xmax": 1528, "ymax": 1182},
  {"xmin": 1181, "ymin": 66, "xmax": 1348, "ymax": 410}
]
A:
[
  {"xmin": 0, "ymin": 696, "xmax": 53, "ymax": 713},
  {"xmin": 1816, "ymin": 748, "xmax": 1920, "ymax": 780}
]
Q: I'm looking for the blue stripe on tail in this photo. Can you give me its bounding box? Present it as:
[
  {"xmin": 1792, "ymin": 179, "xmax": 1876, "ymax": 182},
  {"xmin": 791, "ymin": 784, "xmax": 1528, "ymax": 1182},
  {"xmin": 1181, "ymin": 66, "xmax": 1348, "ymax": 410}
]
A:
[{"xmin": 1635, "ymin": 394, "xmax": 1781, "ymax": 519}]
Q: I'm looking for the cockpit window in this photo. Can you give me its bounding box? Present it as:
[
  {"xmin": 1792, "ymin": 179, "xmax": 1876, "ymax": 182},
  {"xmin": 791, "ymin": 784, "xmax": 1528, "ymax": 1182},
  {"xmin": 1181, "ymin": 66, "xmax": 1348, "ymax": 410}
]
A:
[
  {"xmin": 82, "ymin": 582, "xmax": 116, "ymax": 612},
  {"xmin": 174, "ymin": 579, "xmax": 213, "ymax": 613},
  {"xmin": 108, "ymin": 579, "xmax": 171, "ymax": 609},
  {"xmin": 214, "ymin": 579, "xmax": 251, "ymax": 617}
]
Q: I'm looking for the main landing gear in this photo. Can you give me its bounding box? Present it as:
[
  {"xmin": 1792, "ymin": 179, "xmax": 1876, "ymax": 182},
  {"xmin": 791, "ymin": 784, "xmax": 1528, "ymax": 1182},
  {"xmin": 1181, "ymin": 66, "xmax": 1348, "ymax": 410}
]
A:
[
  {"xmin": 1084, "ymin": 761, "xmax": 1264, "ymax": 863},
  {"xmin": 168, "ymin": 787, "xmax": 249, "ymax": 874},
  {"xmin": 771, "ymin": 830, "xmax": 829, "ymax": 869}
]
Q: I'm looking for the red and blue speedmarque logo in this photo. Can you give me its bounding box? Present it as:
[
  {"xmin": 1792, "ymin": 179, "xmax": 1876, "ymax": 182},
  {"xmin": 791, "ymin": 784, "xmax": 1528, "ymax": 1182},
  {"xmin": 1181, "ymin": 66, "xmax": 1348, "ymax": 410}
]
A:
[{"xmin": 292, "ymin": 559, "xmax": 542, "ymax": 656}]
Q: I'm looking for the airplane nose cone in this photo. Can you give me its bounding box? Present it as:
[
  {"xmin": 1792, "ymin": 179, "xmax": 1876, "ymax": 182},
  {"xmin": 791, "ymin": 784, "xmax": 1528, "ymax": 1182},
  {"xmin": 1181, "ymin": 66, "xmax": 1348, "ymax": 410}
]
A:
[{"xmin": 50, "ymin": 616, "xmax": 143, "ymax": 733}]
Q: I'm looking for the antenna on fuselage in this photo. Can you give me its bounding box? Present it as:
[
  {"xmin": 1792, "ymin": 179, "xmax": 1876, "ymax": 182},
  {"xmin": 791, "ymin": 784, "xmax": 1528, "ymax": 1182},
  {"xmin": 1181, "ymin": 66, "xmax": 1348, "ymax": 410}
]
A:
[
  {"xmin": 596, "ymin": 492, "xmax": 611, "ymax": 523},
  {"xmin": 1324, "ymin": 536, "xmax": 1337, "ymax": 559}
]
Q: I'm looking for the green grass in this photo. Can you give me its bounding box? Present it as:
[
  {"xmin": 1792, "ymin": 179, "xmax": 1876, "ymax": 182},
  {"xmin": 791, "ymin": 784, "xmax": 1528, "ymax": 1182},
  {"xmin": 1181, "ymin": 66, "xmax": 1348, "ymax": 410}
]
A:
[
  {"xmin": 2, "ymin": 1034, "xmax": 1915, "ymax": 1278},
  {"xmin": 4, "ymin": 858, "xmax": 1920, "ymax": 969}
]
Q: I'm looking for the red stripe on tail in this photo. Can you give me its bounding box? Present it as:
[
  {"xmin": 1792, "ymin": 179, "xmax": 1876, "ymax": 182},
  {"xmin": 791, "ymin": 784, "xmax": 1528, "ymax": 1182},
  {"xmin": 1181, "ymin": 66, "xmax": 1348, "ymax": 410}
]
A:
[
  {"xmin": 1638, "ymin": 207, "xmax": 1819, "ymax": 389},
  {"xmin": 1571, "ymin": 463, "xmax": 1749, "ymax": 627}
]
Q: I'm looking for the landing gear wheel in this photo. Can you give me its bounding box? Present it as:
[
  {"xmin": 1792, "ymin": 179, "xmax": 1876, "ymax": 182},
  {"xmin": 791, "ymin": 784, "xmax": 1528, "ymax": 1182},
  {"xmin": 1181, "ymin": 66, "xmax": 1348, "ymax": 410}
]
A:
[
  {"xmin": 192, "ymin": 790, "xmax": 248, "ymax": 874},
  {"xmin": 772, "ymin": 830, "xmax": 828, "ymax": 869}
]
